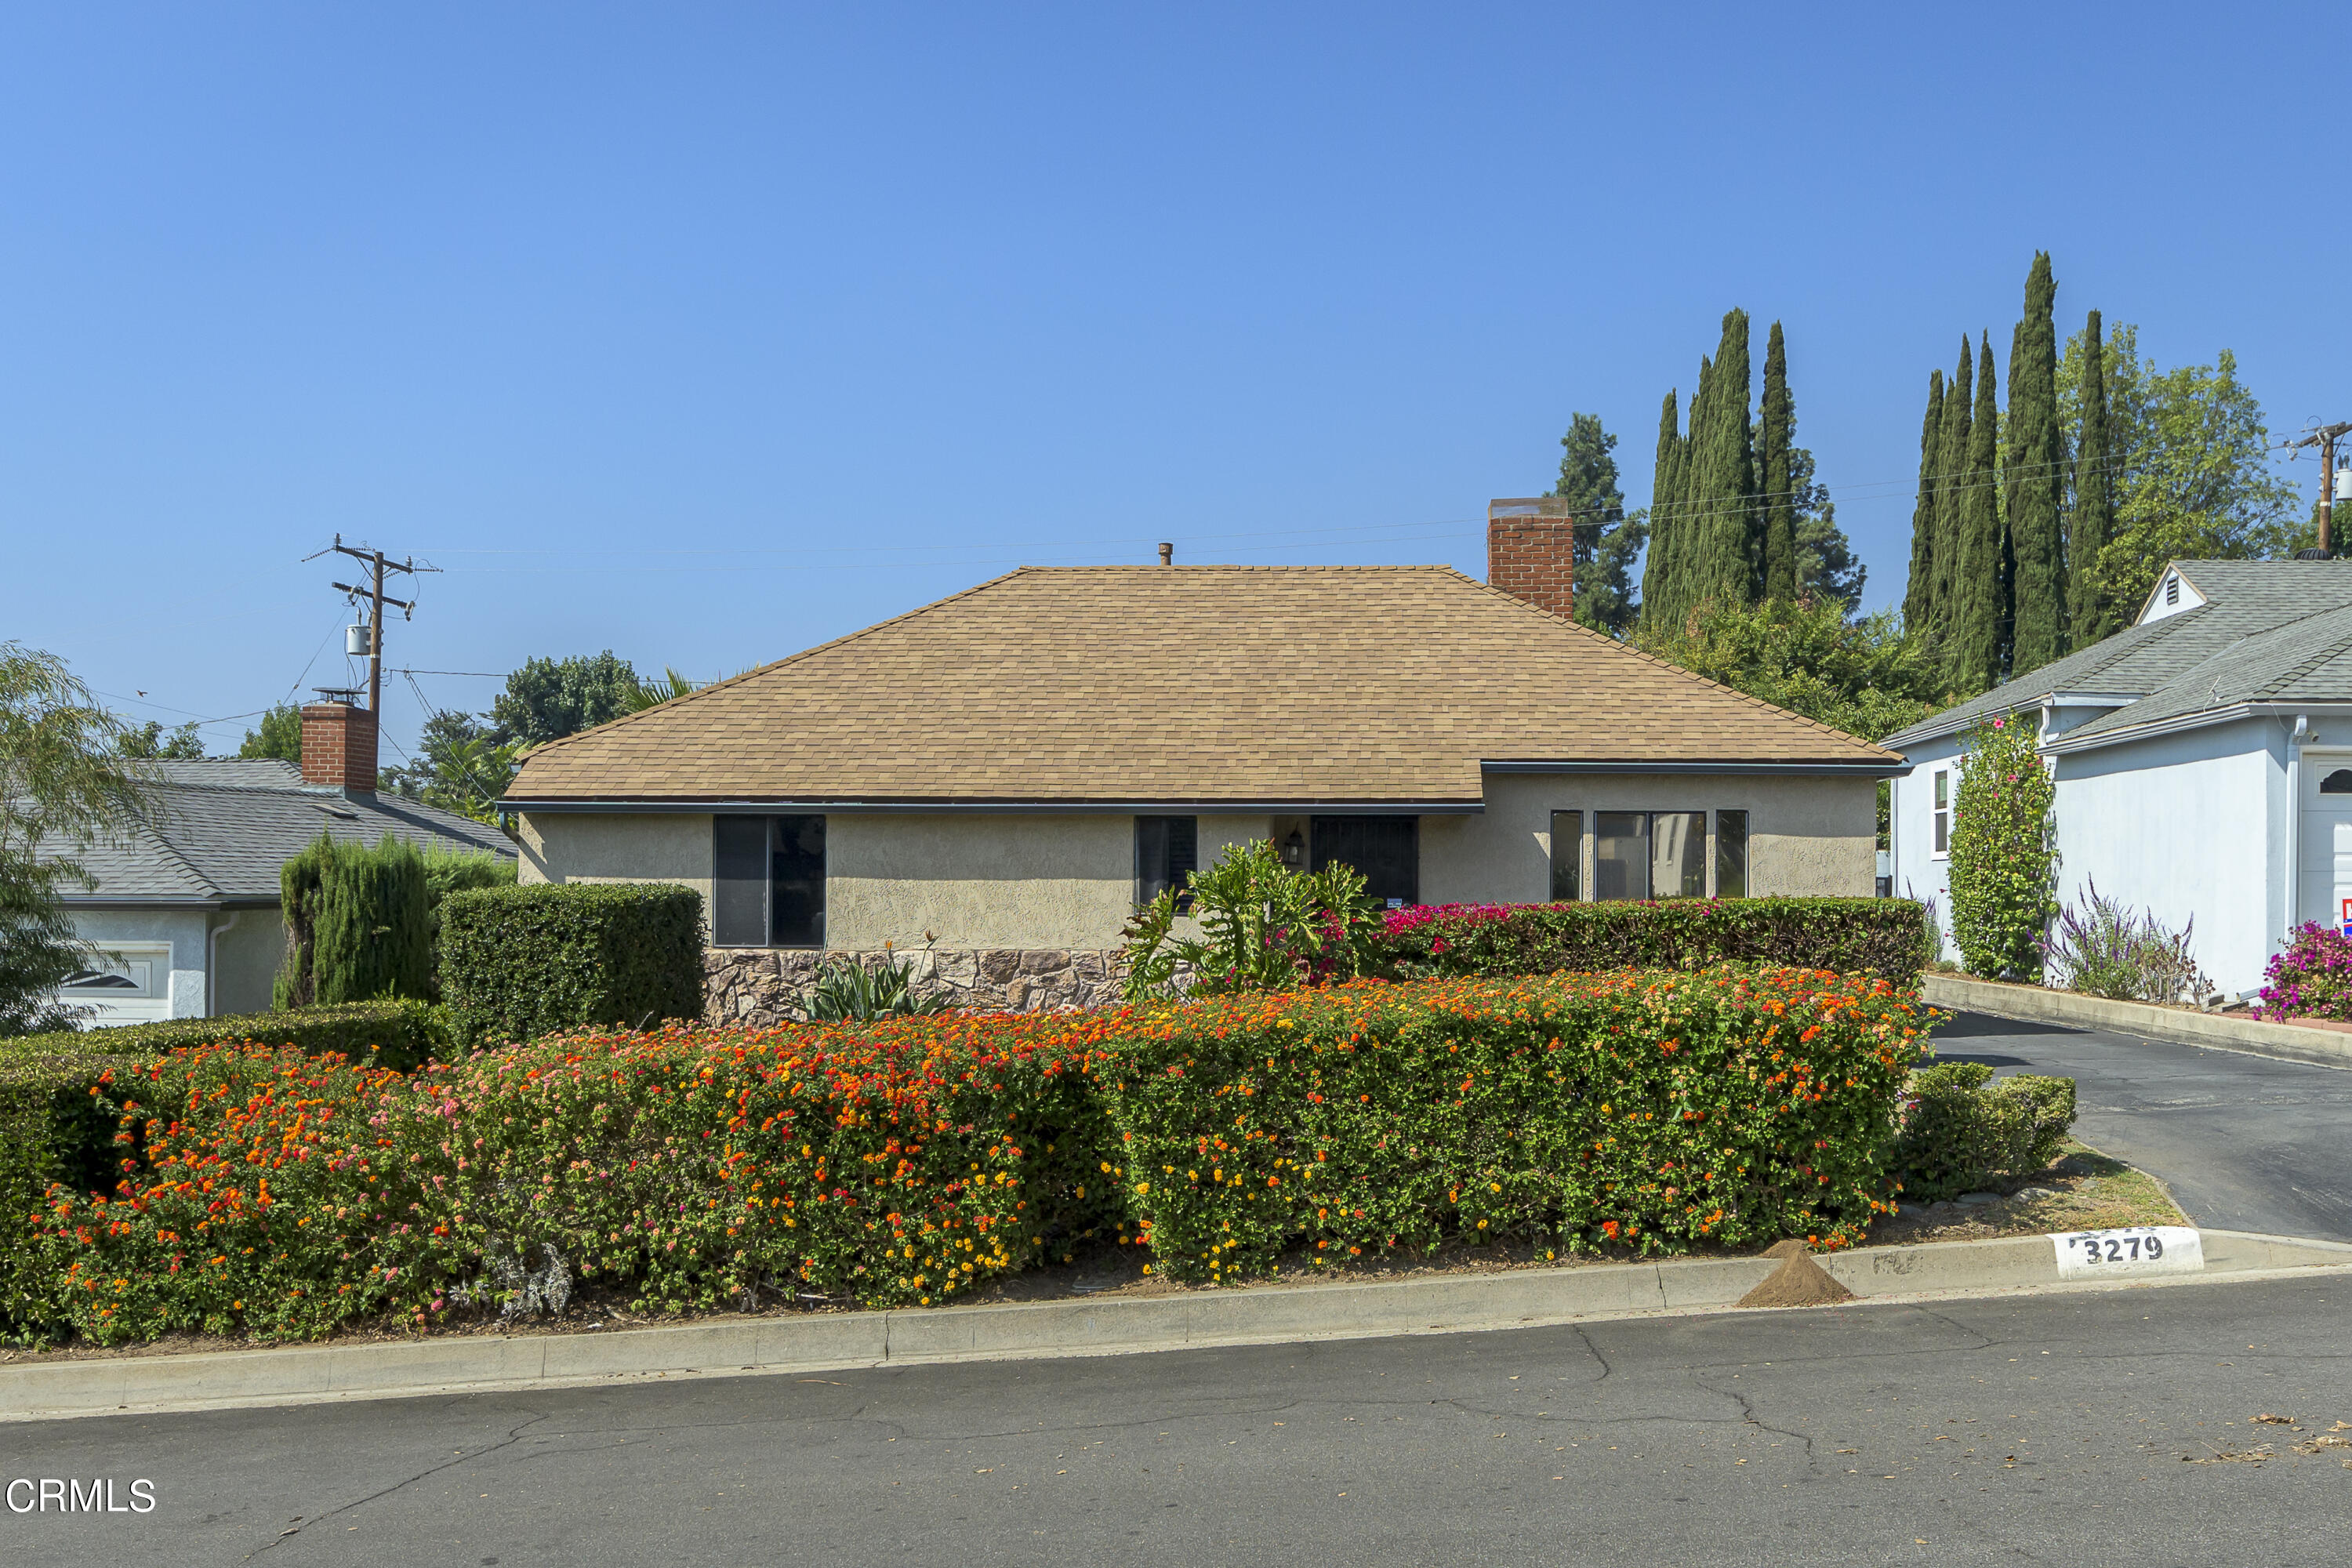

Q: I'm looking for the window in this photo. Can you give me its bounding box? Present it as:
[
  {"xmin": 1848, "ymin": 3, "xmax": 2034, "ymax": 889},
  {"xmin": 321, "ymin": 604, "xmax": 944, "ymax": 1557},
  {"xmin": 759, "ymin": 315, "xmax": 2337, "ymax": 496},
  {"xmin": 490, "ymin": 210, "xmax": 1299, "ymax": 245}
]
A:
[
  {"xmin": 1311, "ymin": 815, "xmax": 1419, "ymax": 908},
  {"xmin": 1932, "ymin": 768, "xmax": 1951, "ymax": 856},
  {"xmin": 2323, "ymin": 769, "xmax": 2352, "ymax": 795},
  {"xmin": 713, "ymin": 815, "xmax": 826, "ymax": 946},
  {"xmin": 1548, "ymin": 810, "xmax": 1581, "ymax": 901},
  {"xmin": 1135, "ymin": 816, "xmax": 1197, "ymax": 911},
  {"xmin": 1715, "ymin": 809, "xmax": 1748, "ymax": 899},
  {"xmin": 1592, "ymin": 811, "xmax": 1704, "ymax": 901}
]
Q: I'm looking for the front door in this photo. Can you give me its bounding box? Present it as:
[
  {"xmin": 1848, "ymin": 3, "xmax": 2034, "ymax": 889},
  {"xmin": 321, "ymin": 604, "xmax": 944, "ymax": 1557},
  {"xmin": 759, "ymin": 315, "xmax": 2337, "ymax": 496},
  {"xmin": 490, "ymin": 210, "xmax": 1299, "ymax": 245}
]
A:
[{"xmin": 2298, "ymin": 754, "xmax": 2352, "ymax": 931}]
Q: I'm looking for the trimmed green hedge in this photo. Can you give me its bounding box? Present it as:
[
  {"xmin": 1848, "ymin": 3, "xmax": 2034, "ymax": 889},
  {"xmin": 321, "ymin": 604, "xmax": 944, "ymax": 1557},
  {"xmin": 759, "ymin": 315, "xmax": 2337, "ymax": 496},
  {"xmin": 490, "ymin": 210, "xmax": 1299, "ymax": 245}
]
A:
[
  {"xmin": 0, "ymin": 1000, "xmax": 451, "ymax": 1073},
  {"xmin": 1892, "ymin": 1062, "xmax": 2078, "ymax": 1200},
  {"xmin": 437, "ymin": 883, "xmax": 705, "ymax": 1050},
  {"xmin": 0, "ymin": 1047, "xmax": 125, "ymax": 1339},
  {"xmin": 1376, "ymin": 898, "xmax": 1933, "ymax": 982}
]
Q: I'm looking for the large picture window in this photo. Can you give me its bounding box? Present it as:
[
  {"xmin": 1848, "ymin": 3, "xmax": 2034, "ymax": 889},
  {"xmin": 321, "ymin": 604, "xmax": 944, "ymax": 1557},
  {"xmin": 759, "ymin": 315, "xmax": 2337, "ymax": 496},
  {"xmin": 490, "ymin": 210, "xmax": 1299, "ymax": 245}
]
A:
[
  {"xmin": 713, "ymin": 815, "xmax": 826, "ymax": 946},
  {"xmin": 1135, "ymin": 815, "xmax": 1197, "ymax": 911},
  {"xmin": 1312, "ymin": 815, "xmax": 1419, "ymax": 908},
  {"xmin": 1593, "ymin": 811, "xmax": 1705, "ymax": 901}
]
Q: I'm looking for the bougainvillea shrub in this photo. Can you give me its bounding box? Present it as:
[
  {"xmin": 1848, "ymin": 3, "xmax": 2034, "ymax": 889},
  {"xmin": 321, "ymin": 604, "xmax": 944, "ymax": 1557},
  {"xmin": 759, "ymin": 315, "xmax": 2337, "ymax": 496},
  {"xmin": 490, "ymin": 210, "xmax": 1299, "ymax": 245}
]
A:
[
  {"xmin": 1374, "ymin": 898, "xmax": 1932, "ymax": 982},
  {"xmin": 2256, "ymin": 922, "xmax": 2352, "ymax": 1022},
  {"xmin": 1091, "ymin": 969, "xmax": 1929, "ymax": 1283},
  {"xmin": 38, "ymin": 1013, "xmax": 1130, "ymax": 1345}
]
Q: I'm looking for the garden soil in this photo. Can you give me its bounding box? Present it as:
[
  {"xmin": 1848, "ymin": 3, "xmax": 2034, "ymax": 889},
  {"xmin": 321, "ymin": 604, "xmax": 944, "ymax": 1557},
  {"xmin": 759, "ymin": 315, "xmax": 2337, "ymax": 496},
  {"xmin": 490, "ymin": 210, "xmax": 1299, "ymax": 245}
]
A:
[{"xmin": 1737, "ymin": 1239, "xmax": 1856, "ymax": 1308}]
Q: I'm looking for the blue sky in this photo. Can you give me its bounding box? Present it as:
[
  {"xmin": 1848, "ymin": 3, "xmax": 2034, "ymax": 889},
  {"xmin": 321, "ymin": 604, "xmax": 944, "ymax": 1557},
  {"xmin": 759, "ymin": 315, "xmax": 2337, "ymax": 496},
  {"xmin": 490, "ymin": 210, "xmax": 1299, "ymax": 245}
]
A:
[{"xmin": 2, "ymin": 4, "xmax": 2342, "ymax": 763}]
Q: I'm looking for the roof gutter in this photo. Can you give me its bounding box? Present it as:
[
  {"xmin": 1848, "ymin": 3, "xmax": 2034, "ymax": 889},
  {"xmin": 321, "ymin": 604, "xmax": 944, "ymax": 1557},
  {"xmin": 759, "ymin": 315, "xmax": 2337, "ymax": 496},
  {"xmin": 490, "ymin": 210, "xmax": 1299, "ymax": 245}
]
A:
[
  {"xmin": 2038, "ymin": 702, "xmax": 2352, "ymax": 756},
  {"xmin": 1480, "ymin": 759, "xmax": 1911, "ymax": 779},
  {"xmin": 1882, "ymin": 691, "xmax": 2143, "ymax": 752},
  {"xmin": 499, "ymin": 798, "xmax": 1490, "ymax": 816}
]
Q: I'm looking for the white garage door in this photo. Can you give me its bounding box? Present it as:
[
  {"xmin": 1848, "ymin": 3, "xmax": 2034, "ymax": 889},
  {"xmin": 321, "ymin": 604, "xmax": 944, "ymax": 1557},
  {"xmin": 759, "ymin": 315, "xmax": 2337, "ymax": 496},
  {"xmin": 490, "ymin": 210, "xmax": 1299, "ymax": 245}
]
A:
[{"xmin": 2298, "ymin": 757, "xmax": 2352, "ymax": 931}]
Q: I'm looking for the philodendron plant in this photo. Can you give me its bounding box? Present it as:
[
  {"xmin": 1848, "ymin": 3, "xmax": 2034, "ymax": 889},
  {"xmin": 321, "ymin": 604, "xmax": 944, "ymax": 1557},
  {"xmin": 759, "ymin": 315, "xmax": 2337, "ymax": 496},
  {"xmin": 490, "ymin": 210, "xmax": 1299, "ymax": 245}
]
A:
[{"xmin": 1120, "ymin": 838, "xmax": 1385, "ymax": 1003}]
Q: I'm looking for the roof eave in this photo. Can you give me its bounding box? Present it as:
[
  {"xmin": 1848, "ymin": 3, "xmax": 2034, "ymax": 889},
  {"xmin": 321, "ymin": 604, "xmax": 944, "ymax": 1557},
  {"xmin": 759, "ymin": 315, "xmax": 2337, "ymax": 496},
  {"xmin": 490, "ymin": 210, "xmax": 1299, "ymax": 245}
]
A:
[
  {"xmin": 501, "ymin": 797, "xmax": 1491, "ymax": 815},
  {"xmin": 2036, "ymin": 701, "xmax": 2352, "ymax": 756}
]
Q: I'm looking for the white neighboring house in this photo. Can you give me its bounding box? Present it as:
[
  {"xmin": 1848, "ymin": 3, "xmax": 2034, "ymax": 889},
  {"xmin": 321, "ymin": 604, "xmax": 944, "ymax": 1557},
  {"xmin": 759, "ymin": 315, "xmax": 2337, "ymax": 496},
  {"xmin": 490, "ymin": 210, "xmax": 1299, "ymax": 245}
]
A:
[
  {"xmin": 42, "ymin": 702, "xmax": 514, "ymax": 1026},
  {"xmin": 1886, "ymin": 558, "xmax": 2352, "ymax": 996}
]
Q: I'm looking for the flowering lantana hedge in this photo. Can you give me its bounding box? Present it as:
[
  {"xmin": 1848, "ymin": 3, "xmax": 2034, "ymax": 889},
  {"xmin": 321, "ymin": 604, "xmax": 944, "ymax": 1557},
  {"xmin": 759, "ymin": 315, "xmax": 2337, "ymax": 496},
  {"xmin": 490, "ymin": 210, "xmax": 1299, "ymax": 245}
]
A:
[
  {"xmin": 1374, "ymin": 898, "xmax": 1932, "ymax": 982},
  {"xmin": 14, "ymin": 970, "xmax": 1929, "ymax": 1345},
  {"xmin": 1097, "ymin": 969, "xmax": 1926, "ymax": 1282}
]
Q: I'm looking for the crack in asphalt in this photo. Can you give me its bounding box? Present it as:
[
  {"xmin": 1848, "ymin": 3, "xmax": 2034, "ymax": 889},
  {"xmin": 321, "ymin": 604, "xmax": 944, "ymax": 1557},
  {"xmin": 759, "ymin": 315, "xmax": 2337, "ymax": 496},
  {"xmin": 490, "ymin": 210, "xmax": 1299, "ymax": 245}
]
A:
[{"xmin": 243, "ymin": 1410, "xmax": 551, "ymax": 1559}]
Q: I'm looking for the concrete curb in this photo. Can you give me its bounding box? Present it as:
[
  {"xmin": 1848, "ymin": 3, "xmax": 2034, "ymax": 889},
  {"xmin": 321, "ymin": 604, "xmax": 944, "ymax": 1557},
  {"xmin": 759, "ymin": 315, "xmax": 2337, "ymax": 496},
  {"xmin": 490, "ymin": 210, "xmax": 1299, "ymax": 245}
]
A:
[
  {"xmin": 1922, "ymin": 972, "xmax": 2352, "ymax": 1070},
  {"xmin": 8, "ymin": 1228, "xmax": 2349, "ymax": 1424}
]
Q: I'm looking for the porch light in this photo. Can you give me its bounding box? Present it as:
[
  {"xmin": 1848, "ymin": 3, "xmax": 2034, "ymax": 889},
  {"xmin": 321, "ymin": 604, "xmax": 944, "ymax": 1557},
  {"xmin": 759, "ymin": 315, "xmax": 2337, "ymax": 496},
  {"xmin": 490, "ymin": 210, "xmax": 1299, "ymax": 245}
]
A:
[{"xmin": 1280, "ymin": 829, "xmax": 1305, "ymax": 868}]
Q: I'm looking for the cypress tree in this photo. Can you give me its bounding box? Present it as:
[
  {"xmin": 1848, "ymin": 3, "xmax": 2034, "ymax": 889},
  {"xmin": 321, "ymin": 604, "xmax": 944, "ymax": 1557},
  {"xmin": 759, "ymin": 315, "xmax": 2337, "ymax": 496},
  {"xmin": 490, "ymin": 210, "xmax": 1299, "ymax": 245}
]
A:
[
  {"xmin": 1759, "ymin": 321, "xmax": 1797, "ymax": 602},
  {"xmin": 1686, "ymin": 309, "xmax": 1756, "ymax": 610},
  {"xmin": 1903, "ymin": 370, "xmax": 1945, "ymax": 631},
  {"xmin": 1929, "ymin": 336, "xmax": 1974, "ymax": 645},
  {"xmin": 2069, "ymin": 309, "xmax": 2118, "ymax": 644},
  {"xmin": 1950, "ymin": 333, "xmax": 2006, "ymax": 692},
  {"xmin": 275, "ymin": 833, "xmax": 432, "ymax": 1007},
  {"xmin": 1642, "ymin": 390, "xmax": 1686, "ymax": 630},
  {"xmin": 2005, "ymin": 252, "xmax": 2069, "ymax": 674}
]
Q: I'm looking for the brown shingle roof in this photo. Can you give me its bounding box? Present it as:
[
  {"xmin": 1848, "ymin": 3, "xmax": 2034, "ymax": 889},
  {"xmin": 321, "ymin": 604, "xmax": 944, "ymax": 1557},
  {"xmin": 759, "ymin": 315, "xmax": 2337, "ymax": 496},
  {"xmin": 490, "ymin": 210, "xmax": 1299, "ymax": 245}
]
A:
[{"xmin": 504, "ymin": 566, "xmax": 1898, "ymax": 807}]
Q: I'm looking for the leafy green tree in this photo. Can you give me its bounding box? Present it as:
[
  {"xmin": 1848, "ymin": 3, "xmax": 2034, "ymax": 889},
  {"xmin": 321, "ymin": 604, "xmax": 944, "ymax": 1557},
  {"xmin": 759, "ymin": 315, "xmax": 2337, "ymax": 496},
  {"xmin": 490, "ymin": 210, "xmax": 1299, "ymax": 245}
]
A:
[
  {"xmin": 1548, "ymin": 412, "xmax": 1646, "ymax": 635},
  {"xmin": 2059, "ymin": 325, "xmax": 2299, "ymax": 620},
  {"xmin": 1949, "ymin": 334, "xmax": 2006, "ymax": 692},
  {"xmin": 1758, "ymin": 321, "xmax": 1797, "ymax": 602},
  {"xmin": 1789, "ymin": 445, "xmax": 1864, "ymax": 609},
  {"xmin": 238, "ymin": 702, "xmax": 303, "ymax": 763},
  {"xmin": 1903, "ymin": 370, "xmax": 1944, "ymax": 634},
  {"xmin": 1629, "ymin": 593, "xmax": 1943, "ymax": 746},
  {"xmin": 1, "ymin": 645, "xmax": 145, "ymax": 1035},
  {"xmin": 2066, "ymin": 311, "xmax": 2118, "ymax": 644},
  {"xmin": 1946, "ymin": 713, "xmax": 2059, "ymax": 982},
  {"xmin": 2005, "ymin": 252, "xmax": 2069, "ymax": 675},
  {"xmin": 490, "ymin": 652, "xmax": 640, "ymax": 749},
  {"xmin": 118, "ymin": 719, "xmax": 206, "ymax": 760}
]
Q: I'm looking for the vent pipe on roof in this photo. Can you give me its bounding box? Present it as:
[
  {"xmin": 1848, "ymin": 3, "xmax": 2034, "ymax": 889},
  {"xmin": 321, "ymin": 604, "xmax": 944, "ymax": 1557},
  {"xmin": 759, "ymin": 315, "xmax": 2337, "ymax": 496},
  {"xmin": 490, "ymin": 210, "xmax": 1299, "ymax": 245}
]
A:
[{"xmin": 1158, "ymin": 542, "xmax": 1173, "ymax": 565}]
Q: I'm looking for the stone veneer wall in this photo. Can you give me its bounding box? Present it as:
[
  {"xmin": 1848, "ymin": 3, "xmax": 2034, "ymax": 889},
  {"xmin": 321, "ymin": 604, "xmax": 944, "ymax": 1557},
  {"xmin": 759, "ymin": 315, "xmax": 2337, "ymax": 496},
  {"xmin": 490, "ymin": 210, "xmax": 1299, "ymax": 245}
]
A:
[{"xmin": 705, "ymin": 947, "xmax": 1125, "ymax": 1025}]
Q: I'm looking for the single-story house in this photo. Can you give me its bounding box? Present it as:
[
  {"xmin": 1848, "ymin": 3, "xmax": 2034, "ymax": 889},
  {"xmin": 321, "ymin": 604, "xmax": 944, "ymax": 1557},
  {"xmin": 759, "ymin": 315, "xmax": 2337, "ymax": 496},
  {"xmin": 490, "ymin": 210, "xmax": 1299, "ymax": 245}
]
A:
[
  {"xmin": 49, "ymin": 702, "xmax": 515, "ymax": 1025},
  {"xmin": 503, "ymin": 503, "xmax": 1904, "ymax": 1018},
  {"xmin": 1885, "ymin": 557, "xmax": 2352, "ymax": 996}
]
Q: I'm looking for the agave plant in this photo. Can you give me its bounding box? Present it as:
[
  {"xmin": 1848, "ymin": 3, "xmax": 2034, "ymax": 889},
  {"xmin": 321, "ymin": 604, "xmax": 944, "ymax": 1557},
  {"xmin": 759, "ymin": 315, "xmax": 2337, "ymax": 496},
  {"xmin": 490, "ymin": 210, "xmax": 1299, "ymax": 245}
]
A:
[{"xmin": 804, "ymin": 955, "xmax": 954, "ymax": 1021}]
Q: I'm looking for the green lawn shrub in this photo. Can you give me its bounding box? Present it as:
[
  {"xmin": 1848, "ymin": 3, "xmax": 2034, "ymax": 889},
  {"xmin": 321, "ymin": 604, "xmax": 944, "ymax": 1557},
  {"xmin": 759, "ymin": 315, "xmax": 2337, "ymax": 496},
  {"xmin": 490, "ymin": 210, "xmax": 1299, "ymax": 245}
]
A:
[
  {"xmin": 1094, "ymin": 970, "xmax": 1929, "ymax": 1282},
  {"xmin": 1376, "ymin": 898, "xmax": 1933, "ymax": 982},
  {"xmin": 0, "ymin": 1000, "xmax": 450, "ymax": 1073},
  {"xmin": 0, "ymin": 1047, "xmax": 129, "ymax": 1339},
  {"xmin": 1946, "ymin": 713, "xmax": 2060, "ymax": 982},
  {"xmin": 274, "ymin": 833, "xmax": 432, "ymax": 1007},
  {"xmin": 437, "ymin": 882, "xmax": 704, "ymax": 1049},
  {"xmin": 1891, "ymin": 1062, "xmax": 2077, "ymax": 1200}
]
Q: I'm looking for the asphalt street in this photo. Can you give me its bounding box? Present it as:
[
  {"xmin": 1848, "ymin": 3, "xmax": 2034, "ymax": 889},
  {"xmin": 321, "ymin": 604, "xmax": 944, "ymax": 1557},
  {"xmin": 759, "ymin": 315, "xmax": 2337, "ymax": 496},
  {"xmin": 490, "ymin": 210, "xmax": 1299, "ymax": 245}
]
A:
[
  {"xmin": 7, "ymin": 1273, "xmax": 2352, "ymax": 1566},
  {"xmin": 1934, "ymin": 1010, "xmax": 2352, "ymax": 1243}
]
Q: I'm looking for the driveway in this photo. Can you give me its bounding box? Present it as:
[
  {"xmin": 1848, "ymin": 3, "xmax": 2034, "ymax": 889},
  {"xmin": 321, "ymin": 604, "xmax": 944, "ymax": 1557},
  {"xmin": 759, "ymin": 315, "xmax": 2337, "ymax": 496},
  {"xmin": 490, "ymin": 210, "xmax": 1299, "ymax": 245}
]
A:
[{"xmin": 1933, "ymin": 1010, "xmax": 2352, "ymax": 1243}]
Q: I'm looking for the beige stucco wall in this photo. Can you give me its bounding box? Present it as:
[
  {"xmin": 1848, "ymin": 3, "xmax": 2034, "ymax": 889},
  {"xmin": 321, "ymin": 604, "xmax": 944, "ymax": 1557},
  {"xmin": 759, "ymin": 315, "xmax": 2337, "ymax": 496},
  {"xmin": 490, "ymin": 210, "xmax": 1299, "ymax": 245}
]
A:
[
  {"xmin": 1417, "ymin": 771, "xmax": 1876, "ymax": 904},
  {"xmin": 516, "ymin": 812, "xmax": 715, "ymax": 925}
]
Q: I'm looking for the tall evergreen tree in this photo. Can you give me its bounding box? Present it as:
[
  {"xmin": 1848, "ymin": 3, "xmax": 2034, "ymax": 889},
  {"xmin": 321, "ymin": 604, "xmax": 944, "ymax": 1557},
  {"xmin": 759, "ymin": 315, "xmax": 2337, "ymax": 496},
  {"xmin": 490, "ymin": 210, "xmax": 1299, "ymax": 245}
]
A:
[
  {"xmin": 1929, "ymin": 337, "xmax": 1974, "ymax": 645},
  {"xmin": 2068, "ymin": 309, "xmax": 2118, "ymax": 644},
  {"xmin": 2005, "ymin": 252, "xmax": 2069, "ymax": 674},
  {"xmin": 1949, "ymin": 333, "xmax": 2006, "ymax": 692},
  {"xmin": 1686, "ymin": 310, "xmax": 1756, "ymax": 610},
  {"xmin": 1903, "ymin": 370, "xmax": 1945, "ymax": 631},
  {"xmin": 1642, "ymin": 390, "xmax": 1686, "ymax": 630},
  {"xmin": 1759, "ymin": 321, "xmax": 1797, "ymax": 602},
  {"xmin": 1549, "ymin": 412, "xmax": 1645, "ymax": 635}
]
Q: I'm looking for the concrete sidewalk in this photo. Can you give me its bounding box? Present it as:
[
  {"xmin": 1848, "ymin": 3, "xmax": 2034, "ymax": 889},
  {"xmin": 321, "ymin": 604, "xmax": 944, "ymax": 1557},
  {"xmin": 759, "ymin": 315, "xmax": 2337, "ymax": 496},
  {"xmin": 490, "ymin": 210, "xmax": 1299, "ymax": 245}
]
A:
[{"xmin": 8, "ymin": 1227, "xmax": 2346, "ymax": 1423}]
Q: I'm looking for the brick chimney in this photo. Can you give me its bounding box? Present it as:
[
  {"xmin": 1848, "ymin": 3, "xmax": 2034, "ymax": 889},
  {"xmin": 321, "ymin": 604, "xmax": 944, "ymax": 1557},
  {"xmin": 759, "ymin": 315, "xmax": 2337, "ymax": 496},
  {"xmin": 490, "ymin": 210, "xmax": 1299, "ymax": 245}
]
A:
[
  {"xmin": 1486, "ymin": 498, "xmax": 1577, "ymax": 621},
  {"xmin": 300, "ymin": 699, "xmax": 378, "ymax": 793}
]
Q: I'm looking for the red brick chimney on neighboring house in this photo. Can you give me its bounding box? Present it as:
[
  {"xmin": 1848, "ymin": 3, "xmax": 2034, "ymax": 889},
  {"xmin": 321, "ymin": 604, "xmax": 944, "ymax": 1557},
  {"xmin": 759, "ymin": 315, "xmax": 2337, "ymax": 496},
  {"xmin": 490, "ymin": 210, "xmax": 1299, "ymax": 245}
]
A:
[
  {"xmin": 1486, "ymin": 498, "xmax": 1577, "ymax": 622},
  {"xmin": 300, "ymin": 698, "xmax": 378, "ymax": 793}
]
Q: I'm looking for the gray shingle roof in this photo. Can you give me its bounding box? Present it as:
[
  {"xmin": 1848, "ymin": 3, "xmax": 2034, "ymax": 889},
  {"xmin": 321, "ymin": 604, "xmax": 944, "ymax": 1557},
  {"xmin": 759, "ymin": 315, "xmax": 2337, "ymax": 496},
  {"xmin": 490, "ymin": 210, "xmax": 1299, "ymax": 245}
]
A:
[
  {"xmin": 46, "ymin": 768, "xmax": 514, "ymax": 905},
  {"xmin": 1884, "ymin": 559, "xmax": 2352, "ymax": 750}
]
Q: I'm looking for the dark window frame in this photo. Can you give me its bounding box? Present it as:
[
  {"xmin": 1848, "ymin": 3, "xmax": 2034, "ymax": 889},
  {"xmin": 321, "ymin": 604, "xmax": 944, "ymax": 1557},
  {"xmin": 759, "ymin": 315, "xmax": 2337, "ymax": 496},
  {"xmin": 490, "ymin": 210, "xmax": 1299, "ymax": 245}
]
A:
[
  {"xmin": 712, "ymin": 815, "xmax": 827, "ymax": 947},
  {"xmin": 1134, "ymin": 815, "xmax": 1199, "ymax": 912},
  {"xmin": 1310, "ymin": 815, "xmax": 1419, "ymax": 908}
]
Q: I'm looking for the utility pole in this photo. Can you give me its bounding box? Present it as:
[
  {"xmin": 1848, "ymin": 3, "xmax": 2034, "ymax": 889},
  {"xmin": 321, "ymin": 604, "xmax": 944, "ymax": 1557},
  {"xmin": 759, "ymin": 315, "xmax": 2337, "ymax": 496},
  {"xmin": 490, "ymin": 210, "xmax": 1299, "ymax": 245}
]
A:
[
  {"xmin": 318, "ymin": 535, "xmax": 424, "ymax": 714},
  {"xmin": 2285, "ymin": 422, "xmax": 2352, "ymax": 555}
]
